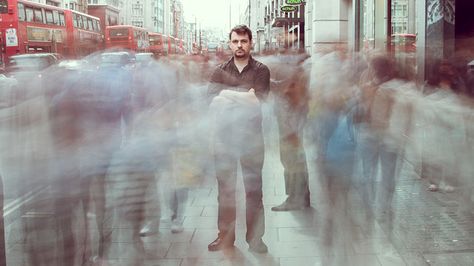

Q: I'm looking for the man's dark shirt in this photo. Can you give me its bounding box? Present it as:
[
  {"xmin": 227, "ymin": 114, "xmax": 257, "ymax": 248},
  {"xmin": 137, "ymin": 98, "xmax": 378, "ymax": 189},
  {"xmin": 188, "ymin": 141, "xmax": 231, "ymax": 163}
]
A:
[{"xmin": 208, "ymin": 56, "xmax": 270, "ymax": 101}]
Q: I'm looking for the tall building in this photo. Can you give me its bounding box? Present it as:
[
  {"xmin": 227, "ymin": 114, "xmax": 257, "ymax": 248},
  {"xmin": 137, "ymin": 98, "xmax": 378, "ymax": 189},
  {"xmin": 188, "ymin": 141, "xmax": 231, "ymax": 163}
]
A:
[
  {"xmin": 121, "ymin": 0, "xmax": 154, "ymax": 31},
  {"xmin": 153, "ymin": 0, "xmax": 165, "ymax": 33},
  {"xmin": 171, "ymin": 0, "xmax": 183, "ymax": 38},
  {"xmin": 240, "ymin": 0, "xmax": 266, "ymax": 53}
]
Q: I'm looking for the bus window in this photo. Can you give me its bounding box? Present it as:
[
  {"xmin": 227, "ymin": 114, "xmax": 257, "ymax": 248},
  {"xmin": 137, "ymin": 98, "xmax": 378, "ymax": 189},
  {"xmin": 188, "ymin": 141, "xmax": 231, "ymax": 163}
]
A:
[
  {"xmin": 81, "ymin": 16, "xmax": 86, "ymax": 29},
  {"xmin": 33, "ymin": 8, "xmax": 43, "ymax": 23},
  {"xmin": 17, "ymin": 3, "xmax": 25, "ymax": 21},
  {"xmin": 78, "ymin": 15, "xmax": 83, "ymax": 28},
  {"xmin": 0, "ymin": 0, "xmax": 7, "ymax": 13},
  {"xmin": 94, "ymin": 20, "xmax": 100, "ymax": 32},
  {"xmin": 82, "ymin": 16, "xmax": 88, "ymax": 30},
  {"xmin": 73, "ymin": 13, "xmax": 78, "ymax": 28},
  {"xmin": 59, "ymin": 12, "xmax": 65, "ymax": 26},
  {"xmin": 25, "ymin": 7, "xmax": 34, "ymax": 22},
  {"xmin": 110, "ymin": 28, "xmax": 129, "ymax": 38},
  {"xmin": 45, "ymin": 10, "xmax": 54, "ymax": 25},
  {"xmin": 53, "ymin": 10, "xmax": 59, "ymax": 25},
  {"xmin": 87, "ymin": 18, "xmax": 93, "ymax": 31}
]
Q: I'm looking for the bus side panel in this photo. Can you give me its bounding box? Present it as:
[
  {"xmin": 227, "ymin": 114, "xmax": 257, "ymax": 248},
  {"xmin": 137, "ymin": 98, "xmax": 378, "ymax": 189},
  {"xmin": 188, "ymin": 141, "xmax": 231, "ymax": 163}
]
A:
[{"xmin": 1, "ymin": 0, "xmax": 20, "ymax": 63}]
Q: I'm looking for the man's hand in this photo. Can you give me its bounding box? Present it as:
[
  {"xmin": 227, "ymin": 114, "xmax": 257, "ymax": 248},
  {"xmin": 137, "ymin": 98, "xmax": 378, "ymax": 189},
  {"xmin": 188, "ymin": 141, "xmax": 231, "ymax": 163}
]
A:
[{"xmin": 218, "ymin": 88, "xmax": 259, "ymax": 107}]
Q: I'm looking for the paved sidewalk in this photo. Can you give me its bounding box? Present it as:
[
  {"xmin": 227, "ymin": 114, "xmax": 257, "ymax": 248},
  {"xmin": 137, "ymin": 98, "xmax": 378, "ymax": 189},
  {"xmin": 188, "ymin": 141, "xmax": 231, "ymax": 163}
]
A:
[{"xmin": 3, "ymin": 106, "xmax": 474, "ymax": 266}]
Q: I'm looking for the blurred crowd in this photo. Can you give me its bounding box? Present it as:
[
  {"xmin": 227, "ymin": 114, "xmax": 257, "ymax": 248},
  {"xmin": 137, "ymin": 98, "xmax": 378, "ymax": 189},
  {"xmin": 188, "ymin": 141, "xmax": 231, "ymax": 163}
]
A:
[{"xmin": 0, "ymin": 47, "xmax": 473, "ymax": 265}]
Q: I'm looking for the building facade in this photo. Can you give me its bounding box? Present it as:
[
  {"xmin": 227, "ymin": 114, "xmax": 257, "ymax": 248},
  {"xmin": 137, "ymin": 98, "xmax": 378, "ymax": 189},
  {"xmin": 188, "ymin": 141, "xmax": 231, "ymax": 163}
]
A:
[
  {"xmin": 301, "ymin": 0, "xmax": 473, "ymax": 82},
  {"xmin": 258, "ymin": 0, "xmax": 306, "ymax": 53},
  {"xmin": 242, "ymin": 0, "xmax": 266, "ymax": 53}
]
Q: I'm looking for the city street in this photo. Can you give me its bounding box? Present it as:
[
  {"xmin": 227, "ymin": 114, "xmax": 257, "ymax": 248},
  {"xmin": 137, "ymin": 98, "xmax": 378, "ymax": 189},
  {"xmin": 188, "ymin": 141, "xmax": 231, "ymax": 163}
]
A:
[{"xmin": 2, "ymin": 103, "xmax": 473, "ymax": 266}]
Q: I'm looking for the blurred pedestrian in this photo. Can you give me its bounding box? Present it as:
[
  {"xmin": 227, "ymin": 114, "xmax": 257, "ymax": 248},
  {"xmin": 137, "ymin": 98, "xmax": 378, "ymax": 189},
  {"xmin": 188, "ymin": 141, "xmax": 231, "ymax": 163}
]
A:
[
  {"xmin": 207, "ymin": 24, "xmax": 270, "ymax": 253},
  {"xmin": 269, "ymin": 53, "xmax": 311, "ymax": 211}
]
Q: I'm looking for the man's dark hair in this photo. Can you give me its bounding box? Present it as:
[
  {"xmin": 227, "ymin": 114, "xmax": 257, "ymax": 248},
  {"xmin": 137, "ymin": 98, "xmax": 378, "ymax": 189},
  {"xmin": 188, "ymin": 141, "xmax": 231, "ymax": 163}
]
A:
[{"xmin": 229, "ymin": 24, "xmax": 252, "ymax": 42}]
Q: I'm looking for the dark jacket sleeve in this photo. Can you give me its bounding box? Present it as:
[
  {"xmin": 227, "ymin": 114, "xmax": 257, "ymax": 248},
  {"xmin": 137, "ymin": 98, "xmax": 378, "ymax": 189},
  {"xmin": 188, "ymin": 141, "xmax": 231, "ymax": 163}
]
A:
[
  {"xmin": 253, "ymin": 65, "xmax": 271, "ymax": 102},
  {"xmin": 207, "ymin": 67, "xmax": 225, "ymax": 101}
]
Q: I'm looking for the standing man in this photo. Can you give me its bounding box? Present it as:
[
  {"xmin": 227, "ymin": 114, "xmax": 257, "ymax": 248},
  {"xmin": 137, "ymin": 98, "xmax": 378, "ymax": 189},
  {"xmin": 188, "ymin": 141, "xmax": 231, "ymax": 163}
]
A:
[{"xmin": 207, "ymin": 25, "xmax": 270, "ymax": 253}]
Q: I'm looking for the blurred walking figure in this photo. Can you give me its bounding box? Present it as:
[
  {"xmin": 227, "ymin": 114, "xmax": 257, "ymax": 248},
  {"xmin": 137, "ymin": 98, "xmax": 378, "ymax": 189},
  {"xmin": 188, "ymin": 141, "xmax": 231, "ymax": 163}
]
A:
[
  {"xmin": 269, "ymin": 53, "xmax": 311, "ymax": 211},
  {"xmin": 49, "ymin": 53, "xmax": 134, "ymax": 265},
  {"xmin": 207, "ymin": 25, "xmax": 270, "ymax": 253},
  {"xmin": 304, "ymin": 50, "xmax": 358, "ymax": 265},
  {"xmin": 358, "ymin": 54, "xmax": 408, "ymax": 222}
]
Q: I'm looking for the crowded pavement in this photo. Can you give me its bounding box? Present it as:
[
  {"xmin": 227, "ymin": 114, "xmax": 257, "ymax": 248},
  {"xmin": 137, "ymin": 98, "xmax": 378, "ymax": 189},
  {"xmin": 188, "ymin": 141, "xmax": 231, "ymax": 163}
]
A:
[{"xmin": 0, "ymin": 44, "xmax": 473, "ymax": 265}]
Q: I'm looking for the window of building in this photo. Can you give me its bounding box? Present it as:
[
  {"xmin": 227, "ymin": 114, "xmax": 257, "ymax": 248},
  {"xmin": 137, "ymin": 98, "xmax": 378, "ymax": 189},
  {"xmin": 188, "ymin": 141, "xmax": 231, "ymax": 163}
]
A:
[
  {"xmin": 132, "ymin": 4, "xmax": 143, "ymax": 16},
  {"xmin": 46, "ymin": 0, "xmax": 59, "ymax": 7},
  {"xmin": 17, "ymin": 3, "xmax": 25, "ymax": 21},
  {"xmin": 132, "ymin": 21, "xmax": 143, "ymax": 28}
]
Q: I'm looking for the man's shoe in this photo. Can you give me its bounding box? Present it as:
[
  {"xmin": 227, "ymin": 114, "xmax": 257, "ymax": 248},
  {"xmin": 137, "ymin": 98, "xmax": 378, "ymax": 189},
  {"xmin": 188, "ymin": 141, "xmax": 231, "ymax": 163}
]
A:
[
  {"xmin": 208, "ymin": 237, "xmax": 234, "ymax": 251},
  {"xmin": 248, "ymin": 239, "xmax": 268, "ymax": 253},
  {"xmin": 271, "ymin": 200, "xmax": 307, "ymax": 211}
]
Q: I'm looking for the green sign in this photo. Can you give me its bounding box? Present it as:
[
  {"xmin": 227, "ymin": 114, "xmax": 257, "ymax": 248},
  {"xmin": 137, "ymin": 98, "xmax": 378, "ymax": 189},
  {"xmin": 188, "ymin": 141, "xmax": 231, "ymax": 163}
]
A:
[
  {"xmin": 286, "ymin": 0, "xmax": 303, "ymax": 5},
  {"xmin": 281, "ymin": 6, "xmax": 297, "ymax": 12}
]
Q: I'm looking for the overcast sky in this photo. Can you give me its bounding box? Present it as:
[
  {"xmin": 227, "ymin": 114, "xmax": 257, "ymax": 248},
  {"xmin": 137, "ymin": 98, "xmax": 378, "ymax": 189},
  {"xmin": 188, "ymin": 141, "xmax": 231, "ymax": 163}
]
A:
[{"xmin": 181, "ymin": 0, "xmax": 248, "ymax": 31}]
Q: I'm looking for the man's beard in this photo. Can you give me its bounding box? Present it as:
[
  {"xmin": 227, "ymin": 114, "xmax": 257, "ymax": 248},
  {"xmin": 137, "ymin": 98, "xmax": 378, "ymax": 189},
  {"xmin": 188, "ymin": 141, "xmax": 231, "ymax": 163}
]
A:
[{"xmin": 234, "ymin": 49, "xmax": 247, "ymax": 58}]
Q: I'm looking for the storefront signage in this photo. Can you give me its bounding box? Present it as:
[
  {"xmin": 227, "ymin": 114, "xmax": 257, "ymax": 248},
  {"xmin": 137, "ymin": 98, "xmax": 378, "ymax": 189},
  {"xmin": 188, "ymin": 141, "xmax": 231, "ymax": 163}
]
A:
[
  {"xmin": 281, "ymin": 6, "xmax": 297, "ymax": 12},
  {"xmin": 286, "ymin": 0, "xmax": 304, "ymax": 5}
]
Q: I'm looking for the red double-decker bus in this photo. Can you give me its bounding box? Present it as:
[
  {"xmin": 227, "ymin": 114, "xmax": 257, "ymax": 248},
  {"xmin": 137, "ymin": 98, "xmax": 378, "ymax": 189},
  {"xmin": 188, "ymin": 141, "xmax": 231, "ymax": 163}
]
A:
[
  {"xmin": 148, "ymin": 32, "xmax": 164, "ymax": 56},
  {"xmin": 64, "ymin": 10, "xmax": 103, "ymax": 57},
  {"xmin": 105, "ymin": 25, "xmax": 149, "ymax": 52},
  {"xmin": 0, "ymin": 0, "xmax": 67, "ymax": 64},
  {"xmin": 0, "ymin": 0, "xmax": 103, "ymax": 66}
]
